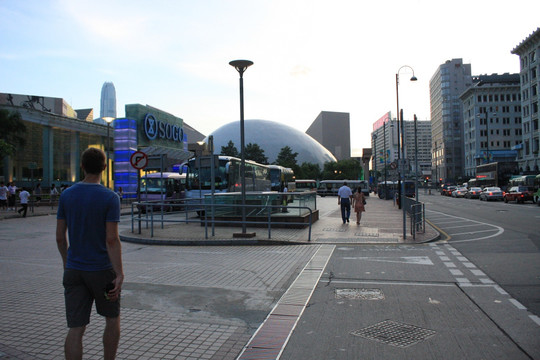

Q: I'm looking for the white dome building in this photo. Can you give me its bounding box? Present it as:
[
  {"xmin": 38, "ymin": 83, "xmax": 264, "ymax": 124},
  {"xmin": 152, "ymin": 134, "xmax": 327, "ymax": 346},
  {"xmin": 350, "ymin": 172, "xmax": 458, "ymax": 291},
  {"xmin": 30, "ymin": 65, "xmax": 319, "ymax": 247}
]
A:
[{"xmin": 206, "ymin": 119, "xmax": 337, "ymax": 169}]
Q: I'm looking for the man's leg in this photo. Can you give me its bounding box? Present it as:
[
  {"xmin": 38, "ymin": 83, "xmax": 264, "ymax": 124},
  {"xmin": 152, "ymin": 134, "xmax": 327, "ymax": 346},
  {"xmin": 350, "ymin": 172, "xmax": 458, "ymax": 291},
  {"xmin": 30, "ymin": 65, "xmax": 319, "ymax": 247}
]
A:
[
  {"xmin": 103, "ymin": 316, "xmax": 120, "ymax": 360},
  {"xmin": 340, "ymin": 202, "xmax": 346, "ymax": 223},
  {"xmin": 65, "ymin": 326, "xmax": 85, "ymax": 360}
]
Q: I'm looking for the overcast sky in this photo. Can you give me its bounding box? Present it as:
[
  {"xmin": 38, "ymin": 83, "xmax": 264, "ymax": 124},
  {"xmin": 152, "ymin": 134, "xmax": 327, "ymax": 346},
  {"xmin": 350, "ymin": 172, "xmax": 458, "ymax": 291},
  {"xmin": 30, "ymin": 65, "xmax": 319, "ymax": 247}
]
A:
[{"xmin": 1, "ymin": 0, "xmax": 539, "ymax": 156}]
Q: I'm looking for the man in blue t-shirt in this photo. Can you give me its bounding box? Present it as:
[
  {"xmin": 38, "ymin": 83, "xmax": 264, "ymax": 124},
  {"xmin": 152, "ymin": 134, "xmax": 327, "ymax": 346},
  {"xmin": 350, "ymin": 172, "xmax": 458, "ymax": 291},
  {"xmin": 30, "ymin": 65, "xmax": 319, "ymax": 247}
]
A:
[{"xmin": 56, "ymin": 147, "xmax": 123, "ymax": 360}]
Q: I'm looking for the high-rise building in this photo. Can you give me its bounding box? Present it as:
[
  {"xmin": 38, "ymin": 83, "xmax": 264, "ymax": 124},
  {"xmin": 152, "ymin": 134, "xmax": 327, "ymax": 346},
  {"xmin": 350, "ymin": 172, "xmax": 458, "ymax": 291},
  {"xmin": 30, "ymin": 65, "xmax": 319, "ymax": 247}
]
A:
[
  {"xmin": 306, "ymin": 111, "xmax": 350, "ymax": 160},
  {"xmin": 511, "ymin": 27, "xmax": 540, "ymax": 173},
  {"xmin": 460, "ymin": 74, "xmax": 521, "ymax": 178},
  {"xmin": 430, "ymin": 59, "xmax": 472, "ymax": 183},
  {"xmin": 371, "ymin": 112, "xmax": 431, "ymax": 182},
  {"xmin": 100, "ymin": 82, "xmax": 117, "ymax": 119}
]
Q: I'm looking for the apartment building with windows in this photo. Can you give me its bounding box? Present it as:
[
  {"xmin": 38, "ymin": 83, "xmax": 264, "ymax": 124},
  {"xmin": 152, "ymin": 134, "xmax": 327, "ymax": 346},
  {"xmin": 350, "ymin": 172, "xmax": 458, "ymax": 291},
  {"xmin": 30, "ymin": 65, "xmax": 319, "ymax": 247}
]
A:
[
  {"xmin": 430, "ymin": 58, "xmax": 472, "ymax": 183},
  {"xmin": 511, "ymin": 27, "xmax": 540, "ymax": 173},
  {"xmin": 460, "ymin": 74, "xmax": 521, "ymax": 178}
]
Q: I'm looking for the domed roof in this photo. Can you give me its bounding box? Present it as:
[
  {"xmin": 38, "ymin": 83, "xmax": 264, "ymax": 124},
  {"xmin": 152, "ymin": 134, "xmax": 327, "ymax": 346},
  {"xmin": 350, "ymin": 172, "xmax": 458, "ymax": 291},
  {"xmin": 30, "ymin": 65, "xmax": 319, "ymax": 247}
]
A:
[{"xmin": 206, "ymin": 119, "xmax": 336, "ymax": 169}]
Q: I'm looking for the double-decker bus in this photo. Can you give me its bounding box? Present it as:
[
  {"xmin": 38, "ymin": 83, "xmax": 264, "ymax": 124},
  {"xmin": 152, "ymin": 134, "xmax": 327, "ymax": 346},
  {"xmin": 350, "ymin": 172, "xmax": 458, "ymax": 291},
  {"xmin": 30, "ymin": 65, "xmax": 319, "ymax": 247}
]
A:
[
  {"xmin": 475, "ymin": 161, "xmax": 518, "ymax": 189},
  {"xmin": 185, "ymin": 156, "xmax": 271, "ymax": 199}
]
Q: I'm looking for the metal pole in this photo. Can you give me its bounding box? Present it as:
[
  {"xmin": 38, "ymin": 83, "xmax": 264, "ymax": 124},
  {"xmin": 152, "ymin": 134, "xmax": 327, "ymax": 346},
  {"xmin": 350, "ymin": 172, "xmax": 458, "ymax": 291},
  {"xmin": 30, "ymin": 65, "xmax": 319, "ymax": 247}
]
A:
[
  {"xmin": 396, "ymin": 74, "xmax": 401, "ymax": 209},
  {"xmin": 401, "ymin": 109, "xmax": 406, "ymax": 240},
  {"xmin": 239, "ymin": 74, "xmax": 247, "ymax": 233},
  {"xmin": 414, "ymin": 114, "xmax": 418, "ymax": 203},
  {"xmin": 107, "ymin": 122, "xmax": 110, "ymax": 188},
  {"xmin": 384, "ymin": 121, "xmax": 388, "ymax": 198}
]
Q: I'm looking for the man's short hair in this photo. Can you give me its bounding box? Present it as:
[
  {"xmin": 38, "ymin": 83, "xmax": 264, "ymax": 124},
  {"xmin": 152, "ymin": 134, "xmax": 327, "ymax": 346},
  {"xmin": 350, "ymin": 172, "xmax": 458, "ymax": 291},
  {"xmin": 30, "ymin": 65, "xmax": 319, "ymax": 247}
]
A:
[
  {"xmin": 81, "ymin": 148, "xmax": 106, "ymax": 175},
  {"xmin": 343, "ymin": 182, "xmax": 348, "ymax": 186}
]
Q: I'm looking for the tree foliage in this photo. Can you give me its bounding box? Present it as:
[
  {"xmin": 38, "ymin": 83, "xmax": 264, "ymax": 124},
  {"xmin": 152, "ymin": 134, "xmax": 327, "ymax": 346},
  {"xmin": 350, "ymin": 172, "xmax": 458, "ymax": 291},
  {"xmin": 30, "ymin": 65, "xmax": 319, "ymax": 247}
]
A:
[
  {"xmin": 244, "ymin": 143, "xmax": 268, "ymax": 164},
  {"xmin": 274, "ymin": 146, "xmax": 298, "ymax": 169},
  {"xmin": 322, "ymin": 159, "xmax": 362, "ymax": 180},
  {"xmin": 0, "ymin": 109, "xmax": 26, "ymax": 159},
  {"xmin": 297, "ymin": 162, "xmax": 321, "ymax": 180},
  {"xmin": 220, "ymin": 140, "xmax": 239, "ymax": 157}
]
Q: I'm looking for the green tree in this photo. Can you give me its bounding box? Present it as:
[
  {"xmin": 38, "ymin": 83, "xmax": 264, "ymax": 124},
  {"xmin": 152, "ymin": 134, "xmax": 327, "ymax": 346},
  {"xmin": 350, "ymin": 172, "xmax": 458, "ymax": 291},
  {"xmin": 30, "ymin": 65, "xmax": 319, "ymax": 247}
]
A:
[
  {"xmin": 274, "ymin": 146, "xmax": 298, "ymax": 169},
  {"xmin": 298, "ymin": 162, "xmax": 321, "ymax": 180},
  {"xmin": 322, "ymin": 159, "xmax": 361, "ymax": 180},
  {"xmin": 220, "ymin": 140, "xmax": 239, "ymax": 157},
  {"xmin": 0, "ymin": 109, "xmax": 26, "ymax": 159},
  {"xmin": 244, "ymin": 143, "xmax": 268, "ymax": 164}
]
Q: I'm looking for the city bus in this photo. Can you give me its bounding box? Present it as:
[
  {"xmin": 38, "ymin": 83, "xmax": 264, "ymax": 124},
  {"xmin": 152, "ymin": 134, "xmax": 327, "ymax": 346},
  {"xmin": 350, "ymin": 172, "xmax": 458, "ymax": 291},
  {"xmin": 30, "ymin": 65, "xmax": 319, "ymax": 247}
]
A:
[
  {"xmin": 295, "ymin": 179, "xmax": 317, "ymax": 192},
  {"xmin": 317, "ymin": 180, "xmax": 369, "ymax": 197},
  {"xmin": 268, "ymin": 165, "xmax": 295, "ymax": 192},
  {"xmin": 185, "ymin": 156, "xmax": 271, "ymax": 199},
  {"xmin": 138, "ymin": 172, "xmax": 186, "ymax": 212}
]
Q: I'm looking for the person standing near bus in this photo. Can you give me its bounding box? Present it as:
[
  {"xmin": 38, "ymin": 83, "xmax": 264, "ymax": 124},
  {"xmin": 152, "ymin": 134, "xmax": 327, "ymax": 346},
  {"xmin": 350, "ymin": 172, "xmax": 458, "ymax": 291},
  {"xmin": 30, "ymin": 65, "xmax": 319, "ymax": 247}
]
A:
[{"xmin": 337, "ymin": 182, "xmax": 353, "ymax": 224}]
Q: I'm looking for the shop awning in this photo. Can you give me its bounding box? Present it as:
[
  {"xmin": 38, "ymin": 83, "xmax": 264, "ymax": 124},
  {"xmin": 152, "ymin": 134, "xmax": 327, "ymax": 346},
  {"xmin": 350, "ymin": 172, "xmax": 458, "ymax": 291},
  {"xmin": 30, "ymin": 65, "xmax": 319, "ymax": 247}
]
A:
[{"xmin": 140, "ymin": 146, "xmax": 193, "ymax": 164}]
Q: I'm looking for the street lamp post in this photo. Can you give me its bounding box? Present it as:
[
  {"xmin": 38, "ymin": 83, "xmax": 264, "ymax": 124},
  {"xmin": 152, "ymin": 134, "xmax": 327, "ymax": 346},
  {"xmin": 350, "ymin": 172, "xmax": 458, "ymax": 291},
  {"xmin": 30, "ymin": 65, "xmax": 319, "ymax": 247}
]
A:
[
  {"xmin": 229, "ymin": 59, "xmax": 254, "ymax": 236},
  {"xmin": 372, "ymin": 133, "xmax": 377, "ymax": 192},
  {"xmin": 103, "ymin": 117, "xmax": 115, "ymax": 189},
  {"xmin": 396, "ymin": 65, "xmax": 417, "ymax": 240}
]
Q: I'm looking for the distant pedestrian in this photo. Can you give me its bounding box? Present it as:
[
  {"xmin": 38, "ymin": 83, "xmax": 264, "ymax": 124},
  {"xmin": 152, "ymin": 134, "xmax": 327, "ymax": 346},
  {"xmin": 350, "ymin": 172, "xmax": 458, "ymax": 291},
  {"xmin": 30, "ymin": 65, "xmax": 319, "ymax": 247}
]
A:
[
  {"xmin": 352, "ymin": 187, "xmax": 366, "ymax": 225},
  {"xmin": 281, "ymin": 183, "xmax": 289, "ymax": 213},
  {"xmin": 17, "ymin": 188, "xmax": 30, "ymax": 217},
  {"xmin": 0, "ymin": 182, "xmax": 7, "ymax": 210},
  {"xmin": 56, "ymin": 147, "xmax": 123, "ymax": 360},
  {"xmin": 8, "ymin": 182, "xmax": 17, "ymax": 210},
  {"xmin": 34, "ymin": 183, "xmax": 42, "ymax": 206},
  {"xmin": 337, "ymin": 182, "xmax": 353, "ymax": 224},
  {"xmin": 50, "ymin": 183, "xmax": 59, "ymax": 196}
]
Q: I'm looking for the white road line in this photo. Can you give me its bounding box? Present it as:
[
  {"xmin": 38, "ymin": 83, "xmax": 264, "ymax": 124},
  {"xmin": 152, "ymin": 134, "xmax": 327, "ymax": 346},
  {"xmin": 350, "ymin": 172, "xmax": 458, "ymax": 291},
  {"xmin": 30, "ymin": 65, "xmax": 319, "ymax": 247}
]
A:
[
  {"xmin": 451, "ymin": 229, "xmax": 499, "ymax": 236},
  {"xmin": 529, "ymin": 315, "xmax": 540, "ymax": 327},
  {"xmin": 427, "ymin": 209, "xmax": 504, "ymax": 243},
  {"xmin": 443, "ymin": 223, "xmax": 484, "ymax": 230},
  {"xmin": 509, "ymin": 299, "xmax": 527, "ymax": 310}
]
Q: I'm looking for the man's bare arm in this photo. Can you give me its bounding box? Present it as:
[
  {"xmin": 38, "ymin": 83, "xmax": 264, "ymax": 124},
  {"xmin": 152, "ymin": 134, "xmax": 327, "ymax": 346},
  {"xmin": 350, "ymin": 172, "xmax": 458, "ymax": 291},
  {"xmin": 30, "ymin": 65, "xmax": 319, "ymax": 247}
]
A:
[
  {"xmin": 56, "ymin": 219, "xmax": 68, "ymax": 269},
  {"xmin": 106, "ymin": 222, "xmax": 124, "ymax": 301}
]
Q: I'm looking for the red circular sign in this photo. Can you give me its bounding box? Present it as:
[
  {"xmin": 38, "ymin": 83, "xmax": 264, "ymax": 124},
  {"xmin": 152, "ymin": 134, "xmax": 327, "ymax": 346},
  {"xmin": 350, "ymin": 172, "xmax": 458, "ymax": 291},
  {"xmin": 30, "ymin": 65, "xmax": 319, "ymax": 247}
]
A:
[{"xmin": 130, "ymin": 151, "xmax": 148, "ymax": 170}]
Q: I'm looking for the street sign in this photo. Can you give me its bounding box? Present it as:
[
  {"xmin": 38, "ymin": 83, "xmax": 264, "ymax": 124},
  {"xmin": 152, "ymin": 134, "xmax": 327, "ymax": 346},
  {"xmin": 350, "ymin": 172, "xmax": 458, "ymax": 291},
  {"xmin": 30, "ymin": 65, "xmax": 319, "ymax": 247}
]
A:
[
  {"xmin": 130, "ymin": 151, "xmax": 148, "ymax": 170},
  {"xmin": 390, "ymin": 162, "xmax": 397, "ymax": 170}
]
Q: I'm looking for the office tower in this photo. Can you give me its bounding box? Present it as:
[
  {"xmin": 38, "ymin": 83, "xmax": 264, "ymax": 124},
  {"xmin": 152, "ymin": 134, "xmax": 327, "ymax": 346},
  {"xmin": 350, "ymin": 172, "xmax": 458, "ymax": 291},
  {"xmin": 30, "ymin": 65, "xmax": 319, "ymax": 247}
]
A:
[
  {"xmin": 306, "ymin": 111, "xmax": 351, "ymax": 160},
  {"xmin": 511, "ymin": 27, "xmax": 540, "ymax": 173},
  {"xmin": 430, "ymin": 59, "xmax": 472, "ymax": 183},
  {"xmin": 460, "ymin": 74, "xmax": 522, "ymax": 178},
  {"xmin": 100, "ymin": 82, "xmax": 117, "ymax": 118}
]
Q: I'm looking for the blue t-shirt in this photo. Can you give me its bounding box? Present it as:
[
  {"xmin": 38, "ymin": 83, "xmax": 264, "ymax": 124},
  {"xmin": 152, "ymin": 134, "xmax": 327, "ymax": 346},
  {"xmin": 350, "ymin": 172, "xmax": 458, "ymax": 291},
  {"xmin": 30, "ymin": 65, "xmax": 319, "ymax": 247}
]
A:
[{"xmin": 57, "ymin": 182, "xmax": 120, "ymax": 271}]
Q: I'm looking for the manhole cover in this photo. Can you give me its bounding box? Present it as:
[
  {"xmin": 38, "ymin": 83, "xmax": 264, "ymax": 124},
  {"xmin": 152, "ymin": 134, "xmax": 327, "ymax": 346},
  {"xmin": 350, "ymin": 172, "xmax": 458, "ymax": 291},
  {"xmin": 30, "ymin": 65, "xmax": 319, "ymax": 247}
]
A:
[
  {"xmin": 351, "ymin": 320, "xmax": 436, "ymax": 348},
  {"xmin": 336, "ymin": 288, "xmax": 385, "ymax": 300}
]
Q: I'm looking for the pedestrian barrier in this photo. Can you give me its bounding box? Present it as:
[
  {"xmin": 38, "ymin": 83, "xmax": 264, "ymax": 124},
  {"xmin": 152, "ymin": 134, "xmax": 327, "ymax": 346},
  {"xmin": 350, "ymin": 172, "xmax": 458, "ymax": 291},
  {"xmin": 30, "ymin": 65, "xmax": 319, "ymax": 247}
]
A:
[
  {"xmin": 131, "ymin": 198, "xmax": 315, "ymax": 242},
  {"xmin": 401, "ymin": 196, "xmax": 425, "ymax": 241}
]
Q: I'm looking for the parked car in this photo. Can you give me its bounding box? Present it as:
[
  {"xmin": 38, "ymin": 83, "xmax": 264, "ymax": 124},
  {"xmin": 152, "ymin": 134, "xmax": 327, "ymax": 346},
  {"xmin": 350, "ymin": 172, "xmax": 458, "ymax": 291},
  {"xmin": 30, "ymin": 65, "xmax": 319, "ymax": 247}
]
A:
[
  {"xmin": 479, "ymin": 187, "xmax": 503, "ymax": 201},
  {"xmin": 442, "ymin": 186, "xmax": 457, "ymax": 196},
  {"xmin": 503, "ymin": 186, "xmax": 534, "ymax": 204},
  {"xmin": 465, "ymin": 187, "xmax": 483, "ymax": 199},
  {"xmin": 451, "ymin": 187, "xmax": 468, "ymax": 198}
]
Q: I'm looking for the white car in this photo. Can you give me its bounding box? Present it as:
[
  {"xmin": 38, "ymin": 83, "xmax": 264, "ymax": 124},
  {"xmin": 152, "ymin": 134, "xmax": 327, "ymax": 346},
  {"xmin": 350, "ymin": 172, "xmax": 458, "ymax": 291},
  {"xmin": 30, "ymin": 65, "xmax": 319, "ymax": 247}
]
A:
[{"xmin": 479, "ymin": 187, "xmax": 503, "ymax": 201}]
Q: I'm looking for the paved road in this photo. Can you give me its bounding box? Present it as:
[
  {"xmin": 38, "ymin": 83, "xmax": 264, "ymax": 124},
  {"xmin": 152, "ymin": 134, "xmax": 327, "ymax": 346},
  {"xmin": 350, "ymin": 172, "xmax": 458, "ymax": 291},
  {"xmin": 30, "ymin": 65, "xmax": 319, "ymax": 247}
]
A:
[{"xmin": 1, "ymin": 196, "xmax": 539, "ymax": 359}]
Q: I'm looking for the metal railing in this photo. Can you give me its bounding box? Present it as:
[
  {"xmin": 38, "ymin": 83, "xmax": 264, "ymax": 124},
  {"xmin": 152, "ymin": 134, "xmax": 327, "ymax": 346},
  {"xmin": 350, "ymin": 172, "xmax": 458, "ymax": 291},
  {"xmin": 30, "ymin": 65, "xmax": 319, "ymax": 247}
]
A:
[
  {"xmin": 131, "ymin": 198, "xmax": 315, "ymax": 242},
  {"xmin": 401, "ymin": 196, "xmax": 425, "ymax": 241}
]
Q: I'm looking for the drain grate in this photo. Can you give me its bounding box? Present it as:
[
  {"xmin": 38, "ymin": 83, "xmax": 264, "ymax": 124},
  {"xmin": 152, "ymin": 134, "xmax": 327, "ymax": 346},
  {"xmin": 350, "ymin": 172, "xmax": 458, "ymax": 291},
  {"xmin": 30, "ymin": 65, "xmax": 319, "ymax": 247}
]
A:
[
  {"xmin": 335, "ymin": 288, "xmax": 385, "ymax": 300},
  {"xmin": 351, "ymin": 320, "xmax": 436, "ymax": 348}
]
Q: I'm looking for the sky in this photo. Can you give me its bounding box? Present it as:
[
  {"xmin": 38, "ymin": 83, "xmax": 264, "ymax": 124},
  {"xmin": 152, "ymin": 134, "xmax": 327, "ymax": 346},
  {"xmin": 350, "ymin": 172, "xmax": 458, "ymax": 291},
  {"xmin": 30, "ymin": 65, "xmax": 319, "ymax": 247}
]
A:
[{"xmin": 1, "ymin": 0, "xmax": 539, "ymax": 156}]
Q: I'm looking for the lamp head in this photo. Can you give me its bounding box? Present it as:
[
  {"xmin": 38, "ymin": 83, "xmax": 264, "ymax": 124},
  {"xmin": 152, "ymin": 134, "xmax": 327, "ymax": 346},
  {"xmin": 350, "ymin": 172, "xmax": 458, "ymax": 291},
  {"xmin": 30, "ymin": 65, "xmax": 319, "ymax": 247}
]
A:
[
  {"xmin": 229, "ymin": 60, "xmax": 253, "ymax": 76},
  {"xmin": 103, "ymin": 117, "xmax": 114, "ymax": 124},
  {"xmin": 410, "ymin": 75, "xmax": 418, "ymax": 81}
]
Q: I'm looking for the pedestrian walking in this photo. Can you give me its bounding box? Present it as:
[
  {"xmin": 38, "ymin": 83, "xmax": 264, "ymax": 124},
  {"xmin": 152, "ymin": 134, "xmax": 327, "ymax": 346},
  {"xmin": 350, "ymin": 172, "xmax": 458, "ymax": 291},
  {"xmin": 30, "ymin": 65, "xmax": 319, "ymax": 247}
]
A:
[
  {"xmin": 337, "ymin": 181, "xmax": 353, "ymax": 224},
  {"xmin": 17, "ymin": 187, "xmax": 30, "ymax": 217},
  {"xmin": 34, "ymin": 183, "xmax": 42, "ymax": 206},
  {"xmin": 56, "ymin": 147, "xmax": 123, "ymax": 360},
  {"xmin": 352, "ymin": 187, "xmax": 366, "ymax": 225},
  {"xmin": 8, "ymin": 182, "xmax": 17, "ymax": 210},
  {"xmin": 0, "ymin": 182, "xmax": 8, "ymax": 210}
]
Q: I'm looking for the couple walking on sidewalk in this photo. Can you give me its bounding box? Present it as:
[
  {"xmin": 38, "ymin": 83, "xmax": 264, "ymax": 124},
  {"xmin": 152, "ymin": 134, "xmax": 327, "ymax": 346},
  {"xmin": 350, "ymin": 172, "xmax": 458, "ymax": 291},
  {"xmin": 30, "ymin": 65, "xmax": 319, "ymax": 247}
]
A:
[{"xmin": 337, "ymin": 181, "xmax": 366, "ymax": 225}]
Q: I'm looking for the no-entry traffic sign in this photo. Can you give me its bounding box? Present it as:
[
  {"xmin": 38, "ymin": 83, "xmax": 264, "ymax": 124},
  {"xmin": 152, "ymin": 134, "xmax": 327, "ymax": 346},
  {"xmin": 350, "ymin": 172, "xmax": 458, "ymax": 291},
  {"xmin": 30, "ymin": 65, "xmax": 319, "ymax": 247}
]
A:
[{"xmin": 130, "ymin": 151, "xmax": 148, "ymax": 170}]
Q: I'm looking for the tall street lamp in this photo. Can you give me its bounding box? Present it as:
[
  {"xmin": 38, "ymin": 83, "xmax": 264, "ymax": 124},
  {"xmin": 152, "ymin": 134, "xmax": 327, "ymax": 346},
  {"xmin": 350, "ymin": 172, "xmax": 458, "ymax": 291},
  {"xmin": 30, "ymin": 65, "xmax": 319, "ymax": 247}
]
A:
[
  {"xmin": 396, "ymin": 65, "xmax": 417, "ymax": 210},
  {"xmin": 229, "ymin": 59, "xmax": 254, "ymax": 236},
  {"xmin": 396, "ymin": 65, "xmax": 417, "ymax": 241},
  {"xmin": 372, "ymin": 133, "xmax": 377, "ymax": 192},
  {"xmin": 103, "ymin": 117, "xmax": 115, "ymax": 189}
]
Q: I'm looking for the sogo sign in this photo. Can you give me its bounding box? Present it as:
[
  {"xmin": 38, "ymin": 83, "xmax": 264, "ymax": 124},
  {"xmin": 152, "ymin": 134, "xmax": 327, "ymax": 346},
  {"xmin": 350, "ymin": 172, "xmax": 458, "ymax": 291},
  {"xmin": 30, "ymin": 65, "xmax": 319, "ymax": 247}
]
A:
[{"xmin": 144, "ymin": 113, "xmax": 184, "ymax": 144}]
